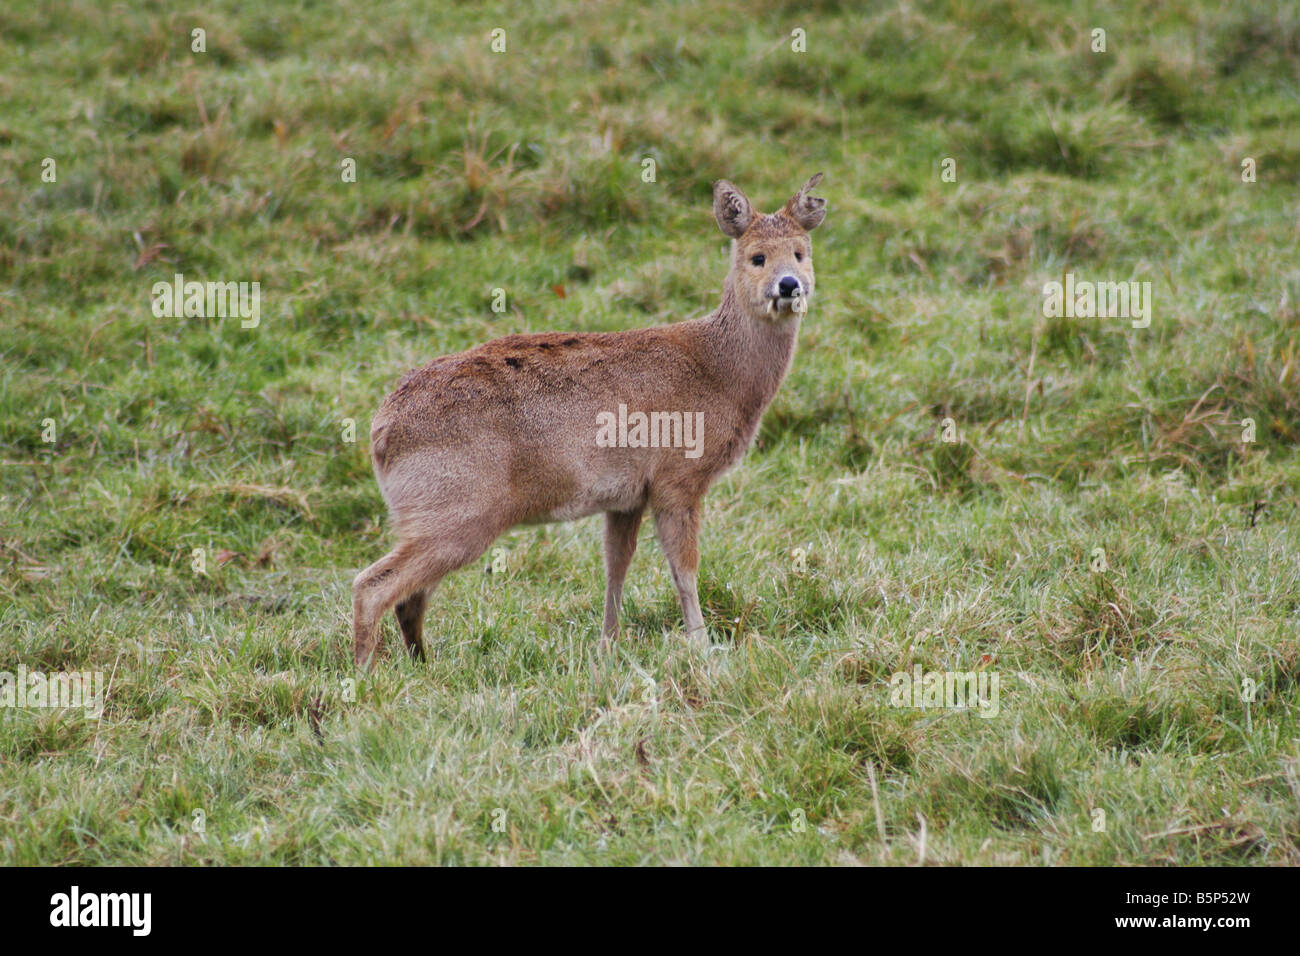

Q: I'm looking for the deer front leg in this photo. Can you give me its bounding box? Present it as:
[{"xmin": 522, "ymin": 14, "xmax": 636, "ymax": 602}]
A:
[
  {"xmin": 653, "ymin": 505, "xmax": 707, "ymax": 645},
  {"xmin": 602, "ymin": 508, "xmax": 644, "ymax": 647}
]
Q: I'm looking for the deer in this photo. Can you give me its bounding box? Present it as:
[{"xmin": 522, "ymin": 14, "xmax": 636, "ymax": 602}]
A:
[{"xmin": 352, "ymin": 173, "xmax": 826, "ymax": 667}]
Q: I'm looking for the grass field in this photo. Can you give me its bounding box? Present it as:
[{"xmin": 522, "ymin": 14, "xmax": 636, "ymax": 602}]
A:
[{"xmin": 2, "ymin": 0, "xmax": 1299, "ymax": 865}]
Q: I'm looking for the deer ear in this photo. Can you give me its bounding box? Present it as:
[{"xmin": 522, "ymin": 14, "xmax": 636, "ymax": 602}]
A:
[
  {"xmin": 713, "ymin": 180, "xmax": 754, "ymax": 239},
  {"xmin": 782, "ymin": 172, "xmax": 826, "ymax": 231}
]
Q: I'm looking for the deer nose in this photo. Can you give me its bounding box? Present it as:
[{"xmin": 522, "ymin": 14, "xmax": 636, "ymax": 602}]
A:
[{"xmin": 778, "ymin": 276, "xmax": 801, "ymax": 297}]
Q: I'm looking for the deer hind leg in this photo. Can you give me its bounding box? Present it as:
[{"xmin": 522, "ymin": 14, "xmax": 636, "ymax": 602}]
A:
[
  {"xmin": 602, "ymin": 508, "xmax": 644, "ymax": 648},
  {"xmin": 352, "ymin": 527, "xmax": 497, "ymax": 668},
  {"xmin": 394, "ymin": 588, "xmax": 430, "ymax": 661},
  {"xmin": 653, "ymin": 505, "xmax": 707, "ymax": 645}
]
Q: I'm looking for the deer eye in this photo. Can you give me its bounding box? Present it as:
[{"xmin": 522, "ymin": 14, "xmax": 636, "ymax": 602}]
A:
[
  {"xmin": 751, "ymin": 254, "xmax": 765, "ymax": 267},
  {"xmin": 795, "ymin": 251, "xmax": 803, "ymax": 261}
]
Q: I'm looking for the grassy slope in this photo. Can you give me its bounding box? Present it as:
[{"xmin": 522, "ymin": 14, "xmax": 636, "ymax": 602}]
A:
[{"xmin": 1, "ymin": 0, "xmax": 1298, "ymax": 864}]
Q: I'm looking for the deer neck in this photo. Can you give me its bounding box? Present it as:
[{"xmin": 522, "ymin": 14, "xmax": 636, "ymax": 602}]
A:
[{"xmin": 701, "ymin": 279, "xmax": 801, "ymax": 418}]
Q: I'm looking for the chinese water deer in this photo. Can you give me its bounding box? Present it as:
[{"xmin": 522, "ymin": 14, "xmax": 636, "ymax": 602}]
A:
[{"xmin": 352, "ymin": 173, "xmax": 826, "ymax": 667}]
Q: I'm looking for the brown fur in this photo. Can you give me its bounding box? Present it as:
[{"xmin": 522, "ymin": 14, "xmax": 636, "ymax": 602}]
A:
[{"xmin": 352, "ymin": 174, "xmax": 827, "ymax": 666}]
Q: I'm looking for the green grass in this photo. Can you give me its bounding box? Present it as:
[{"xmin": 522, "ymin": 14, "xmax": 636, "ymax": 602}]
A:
[{"xmin": 2, "ymin": 0, "xmax": 1299, "ymax": 865}]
